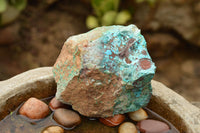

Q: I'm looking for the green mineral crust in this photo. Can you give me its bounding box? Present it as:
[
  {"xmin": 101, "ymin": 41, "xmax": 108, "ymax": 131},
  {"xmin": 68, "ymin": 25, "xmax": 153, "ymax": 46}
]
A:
[{"xmin": 53, "ymin": 24, "xmax": 156, "ymax": 117}]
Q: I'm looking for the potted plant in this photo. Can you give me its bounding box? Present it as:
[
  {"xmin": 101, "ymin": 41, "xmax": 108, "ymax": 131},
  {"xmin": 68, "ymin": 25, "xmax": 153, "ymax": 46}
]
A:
[{"xmin": 0, "ymin": 67, "xmax": 199, "ymax": 132}]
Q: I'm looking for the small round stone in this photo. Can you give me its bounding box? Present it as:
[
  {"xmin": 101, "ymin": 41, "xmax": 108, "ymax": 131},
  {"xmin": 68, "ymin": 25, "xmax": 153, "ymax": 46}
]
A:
[
  {"xmin": 49, "ymin": 97, "xmax": 70, "ymax": 110},
  {"xmin": 19, "ymin": 97, "xmax": 50, "ymax": 119},
  {"xmin": 53, "ymin": 108, "xmax": 81, "ymax": 128},
  {"xmin": 42, "ymin": 126, "xmax": 64, "ymax": 133},
  {"xmin": 128, "ymin": 108, "xmax": 148, "ymax": 121},
  {"xmin": 118, "ymin": 122, "xmax": 138, "ymax": 133},
  {"xmin": 137, "ymin": 119, "xmax": 170, "ymax": 133},
  {"xmin": 99, "ymin": 114, "xmax": 125, "ymax": 127}
]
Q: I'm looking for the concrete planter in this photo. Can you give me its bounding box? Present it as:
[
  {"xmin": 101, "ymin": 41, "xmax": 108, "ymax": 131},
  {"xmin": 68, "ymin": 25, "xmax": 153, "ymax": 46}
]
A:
[{"xmin": 0, "ymin": 67, "xmax": 199, "ymax": 133}]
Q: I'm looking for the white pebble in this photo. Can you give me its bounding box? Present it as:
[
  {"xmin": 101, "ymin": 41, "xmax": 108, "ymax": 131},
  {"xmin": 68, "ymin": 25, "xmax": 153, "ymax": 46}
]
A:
[
  {"xmin": 128, "ymin": 108, "xmax": 148, "ymax": 121},
  {"xmin": 118, "ymin": 122, "xmax": 138, "ymax": 133},
  {"xmin": 42, "ymin": 126, "xmax": 64, "ymax": 133}
]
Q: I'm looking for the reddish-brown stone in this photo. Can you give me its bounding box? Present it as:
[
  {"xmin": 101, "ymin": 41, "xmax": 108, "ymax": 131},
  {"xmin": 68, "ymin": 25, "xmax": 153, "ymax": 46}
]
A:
[
  {"xmin": 49, "ymin": 97, "xmax": 70, "ymax": 111},
  {"xmin": 53, "ymin": 108, "xmax": 81, "ymax": 128},
  {"xmin": 137, "ymin": 119, "xmax": 170, "ymax": 133},
  {"xmin": 19, "ymin": 97, "xmax": 50, "ymax": 119},
  {"xmin": 99, "ymin": 114, "xmax": 125, "ymax": 127}
]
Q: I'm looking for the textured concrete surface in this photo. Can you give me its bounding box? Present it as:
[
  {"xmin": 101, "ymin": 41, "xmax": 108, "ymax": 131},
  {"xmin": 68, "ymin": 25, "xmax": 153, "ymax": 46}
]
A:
[
  {"xmin": 0, "ymin": 67, "xmax": 56, "ymax": 120},
  {"xmin": 149, "ymin": 80, "xmax": 200, "ymax": 133}
]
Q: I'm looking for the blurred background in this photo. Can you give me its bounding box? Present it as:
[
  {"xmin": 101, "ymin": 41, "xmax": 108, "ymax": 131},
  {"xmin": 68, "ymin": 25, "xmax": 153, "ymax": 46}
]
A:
[{"xmin": 0, "ymin": 0, "xmax": 199, "ymax": 103}]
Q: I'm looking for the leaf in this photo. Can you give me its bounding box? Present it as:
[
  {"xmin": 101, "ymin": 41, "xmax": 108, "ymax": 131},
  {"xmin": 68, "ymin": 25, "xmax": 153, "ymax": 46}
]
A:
[
  {"xmin": 0, "ymin": 0, "xmax": 7, "ymax": 13},
  {"xmin": 1, "ymin": 6, "xmax": 20, "ymax": 25},
  {"xmin": 101, "ymin": 11, "xmax": 117, "ymax": 26},
  {"xmin": 91, "ymin": 0, "xmax": 120, "ymax": 17},
  {"xmin": 10, "ymin": 0, "xmax": 27, "ymax": 11},
  {"xmin": 113, "ymin": 0, "xmax": 120, "ymax": 11},
  {"xmin": 92, "ymin": 0, "xmax": 101, "ymax": 6},
  {"xmin": 115, "ymin": 10, "xmax": 131, "ymax": 25},
  {"xmin": 86, "ymin": 15, "xmax": 99, "ymax": 29},
  {"xmin": 101, "ymin": 0, "xmax": 119, "ymax": 13},
  {"xmin": 91, "ymin": 0, "xmax": 103, "ymax": 17}
]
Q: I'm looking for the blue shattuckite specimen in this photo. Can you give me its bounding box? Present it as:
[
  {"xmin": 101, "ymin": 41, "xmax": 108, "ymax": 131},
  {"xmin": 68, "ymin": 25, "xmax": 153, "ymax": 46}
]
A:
[{"xmin": 53, "ymin": 24, "xmax": 156, "ymax": 117}]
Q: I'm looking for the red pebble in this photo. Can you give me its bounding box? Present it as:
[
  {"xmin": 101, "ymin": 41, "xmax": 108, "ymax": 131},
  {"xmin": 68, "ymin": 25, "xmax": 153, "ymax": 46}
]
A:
[
  {"xmin": 99, "ymin": 114, "xmax": 125, "ymax": 127},
  {"xmin": 19, "ymin": 97, "xmax": 50, "ymax": 119},
  {"xmin": 137, "ymin": 119, "xmax": 170, "ymax": 133},
  {"xmin": 139, "ymin": 59, "xmax": 151, "ymax": 70},
  {"xmin": 49, "ymin": 97, "xmax": 70, "ymax": 111}
]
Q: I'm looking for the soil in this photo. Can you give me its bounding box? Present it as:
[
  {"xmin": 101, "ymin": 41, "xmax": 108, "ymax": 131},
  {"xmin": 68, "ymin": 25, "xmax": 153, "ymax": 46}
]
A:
[{"xmin": 0, "ymin": 0, "xmax": 199, "ymax": 102}]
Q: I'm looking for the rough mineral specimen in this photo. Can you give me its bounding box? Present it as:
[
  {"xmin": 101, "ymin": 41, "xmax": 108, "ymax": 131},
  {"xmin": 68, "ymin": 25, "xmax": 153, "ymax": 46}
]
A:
[{"xmin": 53, "ymin": 25, "xmax": 156, "ymax": 117}]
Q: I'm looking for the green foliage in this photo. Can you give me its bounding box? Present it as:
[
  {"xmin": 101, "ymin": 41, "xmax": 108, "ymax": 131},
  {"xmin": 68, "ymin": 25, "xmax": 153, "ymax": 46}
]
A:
[
  {"xmin": 0, "ymin": 0, "xmax": 27, "ymax": 26},
  {"xmin": 0, "ymin": 0, "xmax": 7, "ymax": 13},
  {"xmin": 101, "ymin": 11, "xmax": 117, "ymax": 26},
  {"xmin": 86, "ymin": 0, "xmax": 131, "ymax": 29},
  {"xmin": 92, "ymin": 0, "xmax": 119, "ymax": 17},
  {"xmin": 86, "ymin": 15, "xmax": 99, "ymax": 29},
  {"xmin": 115, "ymin": 10, "xmax": 131, "ymax": 25},
  {"xmin": 1, "ymin": 5, "xmax": 20, "ymax": 25},
  {"xmin": 10, "ymin": 0, "xmax": 27, "ymax": 11}
]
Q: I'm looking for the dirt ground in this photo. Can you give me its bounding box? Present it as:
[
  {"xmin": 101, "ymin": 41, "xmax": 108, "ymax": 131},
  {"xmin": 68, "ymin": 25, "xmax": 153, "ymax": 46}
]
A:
[{"xmin": 0, "ymin": 0, "xmax": 199, "ymax": 102}]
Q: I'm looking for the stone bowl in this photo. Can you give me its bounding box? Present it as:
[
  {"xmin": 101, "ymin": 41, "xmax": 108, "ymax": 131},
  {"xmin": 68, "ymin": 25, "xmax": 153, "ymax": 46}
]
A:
[{"xmin": 0, "ymin": 67, "xmax": 199, "ymax": 133}]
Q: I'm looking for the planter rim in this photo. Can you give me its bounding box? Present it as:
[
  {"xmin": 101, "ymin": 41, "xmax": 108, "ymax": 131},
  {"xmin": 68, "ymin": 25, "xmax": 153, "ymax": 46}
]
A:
[{"xmin": 0, "ymin": 67, "xmax": 199, "ymax": 133}]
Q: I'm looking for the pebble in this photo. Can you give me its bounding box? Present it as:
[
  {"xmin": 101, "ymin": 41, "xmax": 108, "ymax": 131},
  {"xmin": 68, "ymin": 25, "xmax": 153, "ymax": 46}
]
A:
[
  {"xmin": 53, "ymin": 108, "xmax": 81, "ymax": 128},
  {"xmin": 137, "ymin": 119, "xmax": 170, "ymax": 133},
  {"xmin": 42, "ymin": 126, "xmax": 64, "ymax": 133},
  {"xmin": 118, "ymin": 122, "xmax": 138, "ymax": 133},
  {"xmin": 99, "ymin": 114, "xmax": 125, "ymax": 127},
  {"xmin": 128, "ymin": 108, "xmax": 148, "ymax": 121},
  {"xmin": 19, "ymin": 97, "xmax": 50, "ymax": 119},
  {"xmin": 49, "ymin": 97, "xmax": 70, "ymax": 110}
]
